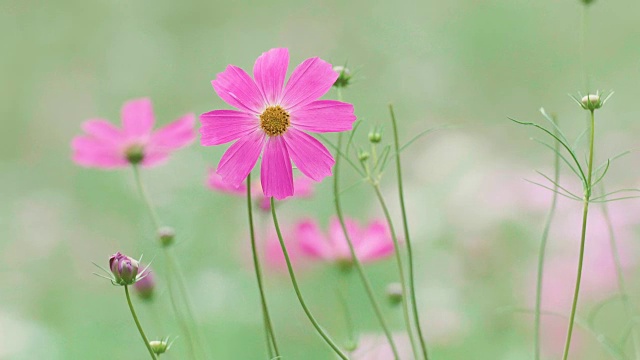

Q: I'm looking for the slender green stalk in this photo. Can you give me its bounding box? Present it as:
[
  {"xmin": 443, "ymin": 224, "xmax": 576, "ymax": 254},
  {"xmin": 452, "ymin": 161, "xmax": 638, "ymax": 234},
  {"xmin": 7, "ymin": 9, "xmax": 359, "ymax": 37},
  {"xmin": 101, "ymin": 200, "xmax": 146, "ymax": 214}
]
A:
[
  {"xmin": 336, "ymin": 271, "xmax": 356, "ymax": 350},
  {"xmin": 562, "ymin": 110, "xmax": 596, "ymax": 360},
  {"xmin": 124, "ymin": 285, "xmax": 158, "ymax": 360},
  {"xmin": 534, "ymin": 116, "xmax": 561, "ymax": 360},
  {"xmin": 131, "ymin": 165, "xmax": 202, "ymax": 359},
  {"xmin": 270, "ymin": 197, "xmax": 348, "ymax": 360},
  {"xmin": 334, "ymin": 133, "xmax": 401, "ymax": 359},
  {"xmin": 601, "ymin": 185, "xmax": 640, "ymax": 360},
  {"xmin": 246, "ymin": 173, "xmax": 280, "ymax": 358},
  {"xmin": 371, "ymin": 184, "xmax": 419, "ymax": 358},
  {"xmin": 388, "ymin": 105, "xmax": 429, "ymax": 359}
]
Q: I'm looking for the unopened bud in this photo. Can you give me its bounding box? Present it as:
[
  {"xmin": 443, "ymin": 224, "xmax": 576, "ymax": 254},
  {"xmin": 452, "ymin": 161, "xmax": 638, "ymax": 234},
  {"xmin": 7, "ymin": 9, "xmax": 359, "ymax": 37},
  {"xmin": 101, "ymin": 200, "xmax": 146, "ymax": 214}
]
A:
[
  {"xmin": 581, "ymin": 0, "xmax": 595, "ymax": 5},
  {"xmin": 109, "ymin": 252, "xmax": 139, "ymax": 286},
  {"xmin": 149, "ymin": 339, "xmax": 170, "ymax": 355},
  {"xmin": 333, "ymin": 66, "xmax": 352, "ymax": 88},
  {"xmin": 368, "ymin": 130, "xmax": 382, "ymax": 144},
  {"xmin": 158, "ymin": 226, "xmax": 175, "ymax": 247},
  {"xmin": 358, "ymin": 151, "xmax": 370, "ymax": 162},
  {"xmin": 386, "ymin": 282, "xmax": 403, "ymax": 306},
  {"xmin": 133, "ymin": 266, "xmax": 155, "ymax": 300},
  {"xmin": 581, "ymin": 94, "xmax": 601, "ymax": 111}
]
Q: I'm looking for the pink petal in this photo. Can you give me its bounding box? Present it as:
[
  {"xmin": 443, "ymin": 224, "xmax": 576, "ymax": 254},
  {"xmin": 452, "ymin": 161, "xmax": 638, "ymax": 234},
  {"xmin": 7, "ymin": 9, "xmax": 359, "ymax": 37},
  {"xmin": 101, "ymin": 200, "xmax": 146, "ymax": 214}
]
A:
[
  {"xmin": 149, "ymin": 113, "xmax": 196, "ymax": 151},
  {"xmin": 212, "ymin": 65, "xmax": 265, "ymax": 115},
  {"xmin": 357, "ymin": 221, "xmax": 395, "ymax": 262},
  {"xmin": 283, "ymin": 128, "xmax": 334, "ymax": 182},
  {"xmin": 140, "ymin": 152, "xmax": 169, "ymax": 168},
  {"xmin": 281, "ymin": 57, "xmax": 338, "ymax": 112},
  {"xmin": 81, "ymin": 119, "xmax": 124, "ymax": 144},
  {"xmin": 293, "ymin": 176, "xmax": 315, "ymax": 198},
  {"xmin": 121, "ymin": 98, "xmax": 155, "ymax": 140},
  {"xmin": 290, "ymin": 100, "xmax": 356, "ymax": 133},
  {"xmin": 217, "ymin": 130, "xmax": 266, "ymax": 188},
  {"xmin": 207, "ymin": 170, "xmax": 247, "ymax": 195},
  {"xmin": 261, "ymin": 136, "xmax": 294, "ymax": 200},
  {"xmin": 329, "ymin": 217, "xmax": 361, "ymax": 260},
  {"xmin": 71, "ymin": 136, "xmax": 128, "ymax": 169},
  {"xmin": 296, "ymin": 219, "xmax": 333, "ymax": 260},
  {"xmin": 200, "ymin": 110, "xmax": 259, "ymax": 146},
  {"xmin": 253, "ymin": 48, "xmax": 289, "ymax": 105}
]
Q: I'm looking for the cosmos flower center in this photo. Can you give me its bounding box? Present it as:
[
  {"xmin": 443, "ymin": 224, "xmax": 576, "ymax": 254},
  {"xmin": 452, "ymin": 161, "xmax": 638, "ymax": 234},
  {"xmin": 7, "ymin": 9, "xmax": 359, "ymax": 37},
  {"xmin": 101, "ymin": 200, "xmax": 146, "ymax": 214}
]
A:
[
  {"xmin": 124, "ymin": 144, "xmax": 145, "ymax": 164},
  {"xmin": 260, "ymin": 106, "xmax": 290, "ymax": 137}
]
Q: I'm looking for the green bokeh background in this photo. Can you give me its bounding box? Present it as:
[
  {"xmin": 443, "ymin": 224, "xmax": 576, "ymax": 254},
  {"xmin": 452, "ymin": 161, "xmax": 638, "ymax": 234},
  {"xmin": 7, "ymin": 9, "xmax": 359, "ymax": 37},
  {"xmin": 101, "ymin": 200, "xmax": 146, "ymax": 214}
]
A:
[{"xmin": 2, "ymin": 0, "xmax": 640, "ymax": 359}]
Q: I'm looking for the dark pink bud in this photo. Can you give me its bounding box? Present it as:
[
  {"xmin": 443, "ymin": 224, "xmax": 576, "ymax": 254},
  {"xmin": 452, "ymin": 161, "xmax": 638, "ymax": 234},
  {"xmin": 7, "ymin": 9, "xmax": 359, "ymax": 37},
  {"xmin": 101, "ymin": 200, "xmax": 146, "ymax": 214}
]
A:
[
  {"xmin": 133, "ymin": 266, "xmax": 155, "ymax": 300},
  {"xmin": 109, "ymin": 252, "xmax": 139, "ymax": 285}
]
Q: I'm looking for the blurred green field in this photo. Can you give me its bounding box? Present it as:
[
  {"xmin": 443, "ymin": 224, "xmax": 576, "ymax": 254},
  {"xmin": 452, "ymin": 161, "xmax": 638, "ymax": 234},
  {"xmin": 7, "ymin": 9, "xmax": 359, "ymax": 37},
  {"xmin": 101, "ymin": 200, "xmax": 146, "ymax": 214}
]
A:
[{"xmin": 2, "ymin": 0, "xmax": 640, "ymax": 359}]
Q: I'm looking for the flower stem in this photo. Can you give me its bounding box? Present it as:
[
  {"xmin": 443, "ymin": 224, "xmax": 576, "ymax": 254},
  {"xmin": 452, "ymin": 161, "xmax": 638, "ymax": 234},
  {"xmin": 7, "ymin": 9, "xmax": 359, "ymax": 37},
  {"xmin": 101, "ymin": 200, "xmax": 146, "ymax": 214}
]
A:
[
  {"xmin": 534, "ymin": 115, "xmax": 561, "ymax": 360},
  {"xmin": 562, "ymin": 109, "xmax": 595, "ymax": 360},
  {"xmin": 601, "ymin": 185, "xmax": 640, "ymax": 360},
  {"xmin": 372, "ymin": 184, "xmax": 420, "ymax": 359},
  {"xmin": 247, "ymin": 173, "xmax": 280, "ymax": 358},
  {"xmin": 270, "ymin": 197, "xmax": 349, "ymax": 360},
  {"xmin": 131, "ymin": 165, "xmax": 203, "ymax": 359},
  {"xmin": 388, "ymin": 104, "xmax": 429, "ymax": 359},
  {"xmin": 124, "ymin": 285, "xmax": 158, "ymax": 360},
  {"xmin": 336, "ymin": 271, "xmax": 356, "ymax": 351},
  {"xmin": 334, "ymin": 132, "xmax": 401, "ymax": 359}
]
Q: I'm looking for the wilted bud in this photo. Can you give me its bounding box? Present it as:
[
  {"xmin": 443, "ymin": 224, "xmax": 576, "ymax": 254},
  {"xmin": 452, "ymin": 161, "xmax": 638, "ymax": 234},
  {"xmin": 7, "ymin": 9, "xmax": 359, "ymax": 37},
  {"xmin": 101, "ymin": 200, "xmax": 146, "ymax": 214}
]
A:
[
  {"xmin": 368, "ymin": 129, "xmax": 382, "ymax": 144},
  {"xmin": 386, "ymin": 282, "xmax": 403, "ymax": 306},
  {"xmin": 333, "ymin": 66, "xmax": 352, "ymax": 88},
  {"xmin": 133, "ymin": 266, "xmax": 155, "ymax": 300},
  {"xmin": 158, "ymin": 226, "xmax": 175, "ymax": 247},
  {"xmin": 358, "ymin": 151, "xmax": 370, "ymax": 162},
  {"xmin": 581, "ymin": 94, "xmax": 601, "ymax": 111},
  {"xmin": 149, "ymin": 339, "xmax": 170, "ymax": 355},
  {"xmin": 125, "ymin": 144, "xmax": 145, "ymax": 164},
  {"xmin": 109, "ymin": 252, "xmax": 139, "ymax": 286}
]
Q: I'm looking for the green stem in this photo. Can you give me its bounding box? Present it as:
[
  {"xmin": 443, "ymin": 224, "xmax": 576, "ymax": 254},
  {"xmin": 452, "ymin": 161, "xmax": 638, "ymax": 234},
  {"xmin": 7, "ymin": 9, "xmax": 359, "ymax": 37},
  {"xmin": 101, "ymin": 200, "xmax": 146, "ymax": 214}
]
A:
[
  {"xmin": 124, "ymin": 285, "xmax": 158, "ymax": 360},
  {"xmin": 247, "ymin": 174, "xmax": 280, "ymax": 358},
  {"xmin": 388, "ymin": 105, "xmax": 429, "ymax": 359},
  {"xmin": 372, "ymin": 184, "xmax": 420, "ymax": 359},
  {"xmin": 270, "ymin": 197, "xmax": 349, "ymax": 359},
  {"xmin": 601, "ymin": 185, "xmax": 640, "ymax": 360},
  {"xmin": 534, "ymin": 116, "xmax": 561, "ymax": 360},
  {"xmin": 334, "ymin": 133, "xmax": 401, "ymax": 359},
  {"xmin": 336, "ymin": 271, "xmax": 356, "ymax": 350},
  {"xmin": 562, "ymin": 110, "xmax": 595, "ymax": 360},
  {"xmin": 131, "ymin": 165, "xmax": 203, "ymax": 359}
]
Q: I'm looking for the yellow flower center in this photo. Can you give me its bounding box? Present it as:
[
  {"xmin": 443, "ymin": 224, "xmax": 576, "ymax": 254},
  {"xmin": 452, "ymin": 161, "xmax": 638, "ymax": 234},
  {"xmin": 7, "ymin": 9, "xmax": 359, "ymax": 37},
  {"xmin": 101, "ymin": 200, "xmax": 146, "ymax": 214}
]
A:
[{"xmin": 260, "ymin": 106, "xmax": 290, "ymax": 137}]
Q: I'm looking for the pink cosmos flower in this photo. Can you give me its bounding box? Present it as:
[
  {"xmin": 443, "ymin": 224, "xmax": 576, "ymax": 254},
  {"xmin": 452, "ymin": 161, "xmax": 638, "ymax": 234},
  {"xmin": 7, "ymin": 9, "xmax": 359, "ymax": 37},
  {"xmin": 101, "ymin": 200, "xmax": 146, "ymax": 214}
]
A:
[
  {"xmin": 206, "ymin": 171, "xmax": 315, "ymax": 209},
  {"xmin": 72, "ymin": 98, "xmax": 195, "ymax": 168},
  {"xmin": 297, "ymin": 217, "xmax": 395, "ymax": 264},
  {"xmin": 200, "ymin": 48, "xmax": 356, "ymax": 199}
]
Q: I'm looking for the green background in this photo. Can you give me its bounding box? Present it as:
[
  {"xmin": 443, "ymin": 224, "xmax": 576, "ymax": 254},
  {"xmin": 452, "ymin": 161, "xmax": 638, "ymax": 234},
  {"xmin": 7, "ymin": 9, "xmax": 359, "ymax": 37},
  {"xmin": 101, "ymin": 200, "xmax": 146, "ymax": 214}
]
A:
[{"xmin": 2, "ymin": 0, "xmax": 640, "ymax": 359}]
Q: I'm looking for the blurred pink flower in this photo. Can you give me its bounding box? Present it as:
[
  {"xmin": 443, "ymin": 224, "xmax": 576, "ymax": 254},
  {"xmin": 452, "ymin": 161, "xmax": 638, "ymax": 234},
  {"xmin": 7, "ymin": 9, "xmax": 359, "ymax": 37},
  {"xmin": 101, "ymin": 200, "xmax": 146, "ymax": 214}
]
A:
[
  {"xmin": 200, "ymin": 48, "xmax": 356, "ymax": 199},
  {"xmin": 297, "ymin": 217, "xmax": 395, "ymax": 264},
  {"xmin": 72, "ymin": 98, "xmax": 195, "ymax": 168},
  {"xmin": 206, "ymin": 171, "xmax": 314, "ymax": 209},
  {"xmin": 351, "ymin": 332, "xmax": 414, "ymax": 360},
  {"xmin": 263, "ymin": 228, "xmax": 306, "ymax": 273}
]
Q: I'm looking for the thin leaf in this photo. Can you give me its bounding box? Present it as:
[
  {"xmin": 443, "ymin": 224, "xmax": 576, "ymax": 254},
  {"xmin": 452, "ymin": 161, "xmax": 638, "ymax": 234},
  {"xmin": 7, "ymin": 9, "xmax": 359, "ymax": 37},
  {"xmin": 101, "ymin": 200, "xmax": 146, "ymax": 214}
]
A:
[
  {"xmin": 346, "ymin": 120, "xmax": 362, "ymax": 153},
  {"xmin": 591, "ymin": 159, "xmax": 610, "ymax": 188},
  {"xmin": 398, "ymin": 125, "xmax": 451, "ymax": 153},
  {"xmin": 535, "ymin": 170, "xmax": 582, "ymax": 199},
  {"xmin": 525, "ymin": 179, "xmax": 582, "ymax": 201},
  {"xmin": 539, "ymin": 108, "xmax": 570, "ymax": 145},
  {"xmin": 318, "ymin": 134, "xmax": 365, "ymax": 177},
  {"xmin": 587, "ymin": 294, "xmax": 622, "ymax": 327},
  {"xmin": 572, "ymin": 127, "xmax": 589, "ymax": 151},
  {"xmin": 591, "ymin": 188, "xmax": 640, "ymax": 201},
  {"xmin": 591, "ymin": 196, "xmax": 640, "ymax": 203},
  {"xmin": 532, "ymin": 138, "xmax": 582, "ymax": 181}
]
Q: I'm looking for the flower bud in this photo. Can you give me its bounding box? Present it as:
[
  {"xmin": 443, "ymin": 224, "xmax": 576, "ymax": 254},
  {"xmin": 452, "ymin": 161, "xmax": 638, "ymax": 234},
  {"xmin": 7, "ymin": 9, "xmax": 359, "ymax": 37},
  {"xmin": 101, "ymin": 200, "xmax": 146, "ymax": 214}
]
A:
[
  {"xmin": 358, "ymin": 151, "xmax": 370, "ymax": 162},
  {"xmin": 109, "ymin": 252, "xmax": 139, "ymax": 286},
  {"xmin": 581, "ymin": 0, "xmax": 595, "ymax": 5},
  {"xmin": 386, "ymin": 282, "xmax": 403, "ymax": 306},
  {"xmin": 133, "ymin": 266, "xmax": 155, "ymax": 300},
  {"xmin": 333, "ymin": 66, "xmax": 352, "ymax": 88},
  {"xmin": 581, "ymin": 94, "xmax": 601, "ymax": 111},
  {"xmin": 125, "ymin": 144, "xmax": 145, "ymax": 164},
  {"xmin": 158, "ymin": 226, "xmax": 175, "ymax": 247},
  {"xmin": 368, "ymin": 130, "xmax": 382, "ymax": 144},
  {"xmin": 149, "ymin": 339, "xmax": 169, "ymax": 355}
]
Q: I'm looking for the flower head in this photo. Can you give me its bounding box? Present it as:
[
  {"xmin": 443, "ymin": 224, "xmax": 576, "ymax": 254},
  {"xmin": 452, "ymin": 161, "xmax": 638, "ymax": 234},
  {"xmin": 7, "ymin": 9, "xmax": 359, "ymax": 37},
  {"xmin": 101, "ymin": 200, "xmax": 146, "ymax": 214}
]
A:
[
  {"xmin": 109, "ymin": 252, "xmax": 140, "ymax": 286},
  {"xmin": 72, "ymin": 98, "xmax": 195, "ymax": 169},
  {"xmin": 297, "ymin": 217, "xmax": 395, "ymax": 266},
  {"xmin": 200, "ymin": 48, "xmax": 356, "ymax": 200}
]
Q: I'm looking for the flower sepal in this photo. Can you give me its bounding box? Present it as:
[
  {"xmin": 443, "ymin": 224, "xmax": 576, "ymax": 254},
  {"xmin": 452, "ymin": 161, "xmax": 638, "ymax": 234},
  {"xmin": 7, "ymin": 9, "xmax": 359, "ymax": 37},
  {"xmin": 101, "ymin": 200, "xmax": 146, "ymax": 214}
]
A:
[{"xmin": 93, "ymin": 252, "xmax": 152, "ymax": 286}]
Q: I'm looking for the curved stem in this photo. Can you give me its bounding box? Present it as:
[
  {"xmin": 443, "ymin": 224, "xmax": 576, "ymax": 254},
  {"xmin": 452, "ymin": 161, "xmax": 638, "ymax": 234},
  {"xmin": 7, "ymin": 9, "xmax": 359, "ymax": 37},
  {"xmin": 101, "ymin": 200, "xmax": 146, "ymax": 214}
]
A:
[
  {"xmin": 336, "ymin": 271, "xmax": 356, "ymax": 349},
  {"xmin": 125, "ymin": 285, "xmax": 158, "ymax": 360},
  {"xmin": 131, "ymin": 165, "xmax": 202, "ymax": 359},
  {"xmin": 601, "ymin": 185, "xmax": 640, "ymax": 360},
  {"xmin": 562, "ymin": 110, "xmax": 595, "ymax": 360},
  {"xmin": 389, "ymin": 104, "xmax": 429, "ymax": 360},
  {"xmin": 372, "ymin": 184, "xmax": 419, "ymax": 358},
  {"xmin": 247, "ymin": 174, "xmax": 280, "ymax": 358},
  {"xmin": 534, "ymin": 116, "xmax": 561, "ymax": 360},
  {"xmin": 270, "ymin": 197, "xmax": 349, "ymax": 359}
]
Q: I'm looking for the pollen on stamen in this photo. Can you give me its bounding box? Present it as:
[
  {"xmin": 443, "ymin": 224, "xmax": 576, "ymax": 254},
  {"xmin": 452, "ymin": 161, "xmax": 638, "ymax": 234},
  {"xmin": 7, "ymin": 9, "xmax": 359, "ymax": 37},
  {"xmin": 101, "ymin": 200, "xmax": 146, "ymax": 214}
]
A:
[{"xmin": 260, "ymin": 106, "xmax": 290, "ymax": 137}]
